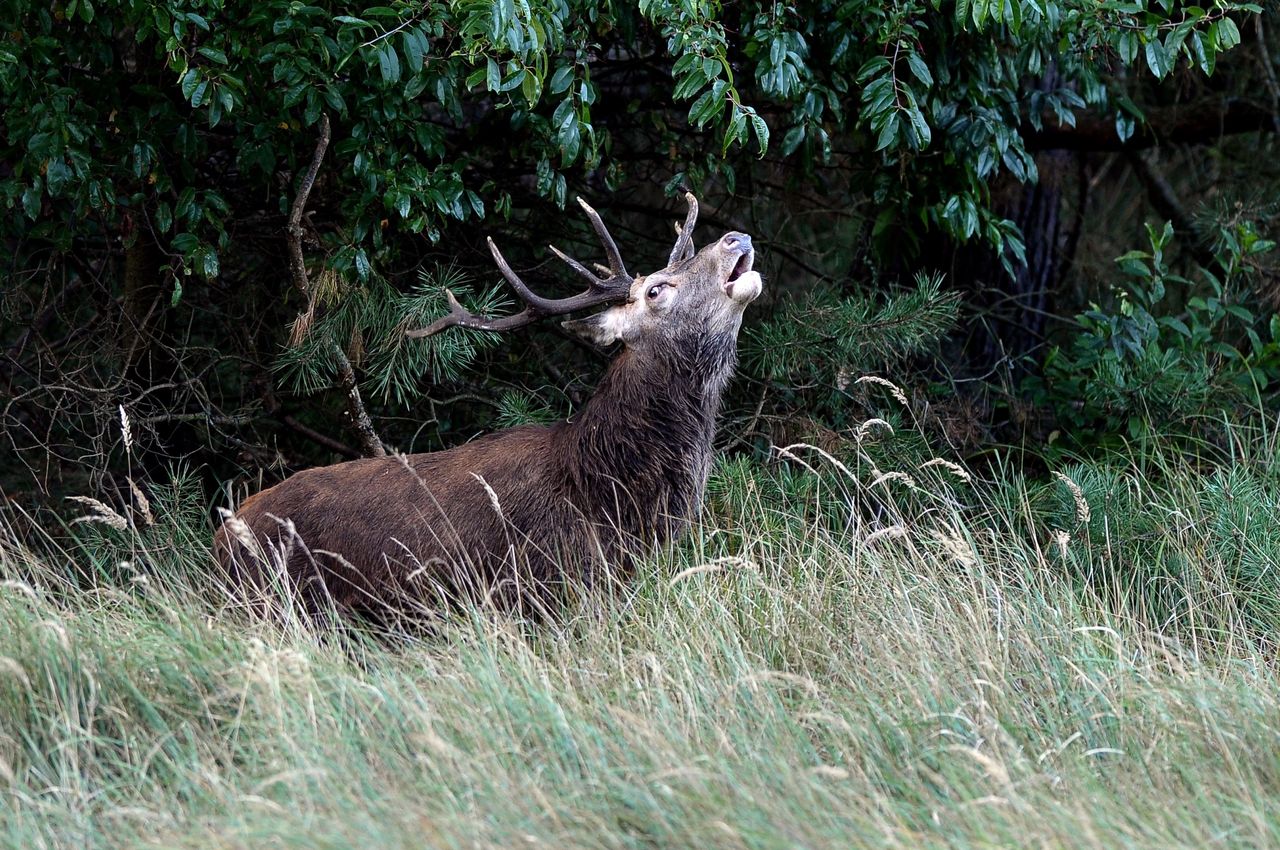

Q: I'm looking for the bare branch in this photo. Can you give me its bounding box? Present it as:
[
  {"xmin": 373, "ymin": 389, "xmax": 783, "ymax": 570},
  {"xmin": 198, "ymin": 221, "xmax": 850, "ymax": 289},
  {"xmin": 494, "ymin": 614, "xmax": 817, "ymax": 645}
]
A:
[
  {"xmin": 284, "ymin": 114, "xmax": 386, "ymax": 458},
  {"xmin": 1026, "ymin": 99, "xmax": 1276, "ymax": 151},
  {"xmin": 1126, "ymin": 151, "xmax": 1218, "ymax": 271},
  {"xmin": 286, "ymin": 114, "xmax": 331, "ymax": 303},
  {"xmin": 330, "ymin": 340, "xmax": 386, "ymax": 458}
]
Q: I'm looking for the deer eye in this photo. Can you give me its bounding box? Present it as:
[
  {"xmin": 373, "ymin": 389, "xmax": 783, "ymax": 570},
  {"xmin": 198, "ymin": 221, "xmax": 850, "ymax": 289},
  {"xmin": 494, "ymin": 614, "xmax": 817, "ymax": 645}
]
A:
[{"xmin": 646, "ymin": 283, "xmax": 664, "ymax": 300}]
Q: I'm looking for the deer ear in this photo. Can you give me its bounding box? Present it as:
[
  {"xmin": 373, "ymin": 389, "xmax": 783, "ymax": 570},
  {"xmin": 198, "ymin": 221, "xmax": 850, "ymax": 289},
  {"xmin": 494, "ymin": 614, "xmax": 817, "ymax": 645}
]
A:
[{"xmin": 562, "ymin": 310, "xmax": 626, "ymax": 346}]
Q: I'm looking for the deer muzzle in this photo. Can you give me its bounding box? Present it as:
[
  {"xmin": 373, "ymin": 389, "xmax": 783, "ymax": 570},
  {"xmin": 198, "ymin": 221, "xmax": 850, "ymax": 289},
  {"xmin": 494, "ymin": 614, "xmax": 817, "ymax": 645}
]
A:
[{"xmin": 720, "ymin": 233, "xmax": 760, "ymax": 304}]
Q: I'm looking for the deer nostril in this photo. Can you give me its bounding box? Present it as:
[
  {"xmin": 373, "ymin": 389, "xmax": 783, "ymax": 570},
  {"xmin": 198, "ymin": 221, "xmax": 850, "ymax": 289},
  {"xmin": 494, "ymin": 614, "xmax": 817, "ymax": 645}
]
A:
[{"xmin": 722, "ymin": 232, "xmax": 751, "ymax": 251}]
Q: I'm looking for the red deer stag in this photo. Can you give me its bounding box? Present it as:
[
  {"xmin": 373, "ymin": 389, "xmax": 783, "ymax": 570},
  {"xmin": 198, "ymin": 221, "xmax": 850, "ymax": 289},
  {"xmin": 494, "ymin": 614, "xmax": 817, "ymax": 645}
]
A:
[{"xmin": 214, "ymin": 194, "xmax": 761, "ymax": 616}]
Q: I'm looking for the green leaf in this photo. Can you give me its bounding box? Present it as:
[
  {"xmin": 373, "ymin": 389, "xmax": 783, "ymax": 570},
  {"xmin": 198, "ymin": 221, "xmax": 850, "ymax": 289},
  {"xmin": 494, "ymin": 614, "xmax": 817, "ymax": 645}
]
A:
[
  {"xmin": 200, "ymin": 247, "xmax": 219, "ymax": 279},
  {"xmin": 377, "ymin": 43, "xmax": 401, "ymax": 83},
  {"xmin": 781, "ymin": 124, "xmax": 805, "ymax": 156},
  {"xmin": 972, "ymin": 0, "xmax": 988, "ymax": 29},
  {"xmin": 749, "ymin": 113, "xmax": 770, "ymax": 156},
  {"xmin": 1145, "ymin": 40, "xmax": 1171, "ymax": 78},
  {"xmin": 907, "ymin": 107, "xmax": 931, "ymax": 148},
  {"xmin": 905, "ymin": 52, "xmax": 933, "ymax": 87},
  {"xmin": 355, "ymin": 248, "xmax": 371, "ymax": 280},
  {"xmin": 875, "ymin": 114, "xmax": 899, "ymax": 151},
  {"xmin": 197, "ymin": 46, "xmax": 228, "ymax": 65},
  {"xmin": 155, "ymin": 202, "xmax": 173, "ymax": 234},
  {"xmin": 180, "ymin": 69, "xmax": 200, "ymax": 99},
  {"xmin": 1117, "ymin": 31, "xmax": 1139, "ymax": 65},
  {"xmin": 1214, "ymin": 16, "xmax": 1241, "ymax": 50},
  {"xmin": 855, "ymin": 57, "xmax": 890, "ymax": 83},
  {"xmin": 45, "ymin": 157, "xmax": 71, "ymax": 195},
  {"xmin": 486, "ymin": 57, "xmax": 500, "ymax": 92},
  {"xmin": 722, "ymin": 109, "xmax": 747, "ymax": 154},
  {"xmin": 499, "ymin": 67, "xmax": 525, "ymax": 93},
  {"xmin": 559, "ymin": 117, "xmax": 580, "ymax": 165},
  {"xmin": 521, "ymin": 71, "xmax": 541, "ymax": 104},
  {"xmin": 404, "ymin": 74, "xmax": 428, "ymax": 100},
  {"xmin": 548, "ymin": 65, "xmax": 573, "ymax": 94},
  {"xmin": 688, "ymin": 89, "xmax": 720, "ymax": 127},
  {"xmin": 21, "ymin": 182, "xmax": 42, "ymax": 220},
  {"xmin": 401, "ymin": 31, "xmax": 424, "ymax": 72}
]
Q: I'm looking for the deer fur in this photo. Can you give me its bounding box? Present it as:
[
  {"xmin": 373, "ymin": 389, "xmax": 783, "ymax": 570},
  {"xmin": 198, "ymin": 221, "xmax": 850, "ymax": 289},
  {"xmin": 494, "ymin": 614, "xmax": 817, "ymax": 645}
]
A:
[{"xmin": 215, "ymin": 200, "xmax": 761, "ymax": 617}]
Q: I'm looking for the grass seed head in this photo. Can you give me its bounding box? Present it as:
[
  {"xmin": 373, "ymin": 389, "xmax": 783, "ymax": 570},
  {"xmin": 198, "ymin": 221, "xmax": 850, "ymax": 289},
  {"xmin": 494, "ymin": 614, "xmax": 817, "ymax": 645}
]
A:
[
  {"xmin": 67, "ymin": 496, "xmax": 129, "ymax": 531},
  {"xmin": 855, "ymin": 375, "xmax": 909, "ymax": 406},
  {"xmin": 1052, "ymin": 472, "xmax": 1091, "ymax": 525}
]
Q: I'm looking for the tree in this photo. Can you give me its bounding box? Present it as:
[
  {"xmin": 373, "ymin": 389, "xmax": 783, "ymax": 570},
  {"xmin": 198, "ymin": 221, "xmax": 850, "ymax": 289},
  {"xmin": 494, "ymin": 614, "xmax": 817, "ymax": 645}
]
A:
[{"xmin": 0, "ymin": 0, "xmax": 1269, "ymax": 498}]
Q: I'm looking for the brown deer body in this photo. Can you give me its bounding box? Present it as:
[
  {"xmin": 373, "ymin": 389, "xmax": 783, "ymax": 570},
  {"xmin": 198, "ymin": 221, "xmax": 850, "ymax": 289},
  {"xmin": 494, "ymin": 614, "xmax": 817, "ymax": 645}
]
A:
[{"xmin": 215, "ymin": 195, "xmax": 761, "ymax": 616}]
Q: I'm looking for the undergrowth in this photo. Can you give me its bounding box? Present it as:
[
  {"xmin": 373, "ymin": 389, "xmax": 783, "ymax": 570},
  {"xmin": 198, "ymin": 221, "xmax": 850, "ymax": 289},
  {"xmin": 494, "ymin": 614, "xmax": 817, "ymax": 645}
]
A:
[{"xmin": 2, "ymin": 394, "xmax": 1279, "ymax": 849}]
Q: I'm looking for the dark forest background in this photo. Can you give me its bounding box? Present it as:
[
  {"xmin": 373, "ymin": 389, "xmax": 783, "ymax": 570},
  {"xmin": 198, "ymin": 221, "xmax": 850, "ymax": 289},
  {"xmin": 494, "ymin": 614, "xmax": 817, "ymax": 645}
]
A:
[{"xmin": 3, "ymin": 0, "xmax": 1278, "ymax": 512}]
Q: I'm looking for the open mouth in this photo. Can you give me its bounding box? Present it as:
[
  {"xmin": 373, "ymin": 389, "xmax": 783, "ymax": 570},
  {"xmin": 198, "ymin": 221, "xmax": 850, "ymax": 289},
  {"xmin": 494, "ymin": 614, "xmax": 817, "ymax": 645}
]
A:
[{"xmin": 723, "ymin": 248, "xmax": 754, "ymax": 293}]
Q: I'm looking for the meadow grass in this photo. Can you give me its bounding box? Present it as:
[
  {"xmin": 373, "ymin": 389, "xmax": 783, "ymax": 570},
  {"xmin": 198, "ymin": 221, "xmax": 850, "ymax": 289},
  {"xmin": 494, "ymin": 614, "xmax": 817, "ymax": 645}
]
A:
[{"xmin": 2, "ymin": 430, "xmax": 1279, "ymax": 849}]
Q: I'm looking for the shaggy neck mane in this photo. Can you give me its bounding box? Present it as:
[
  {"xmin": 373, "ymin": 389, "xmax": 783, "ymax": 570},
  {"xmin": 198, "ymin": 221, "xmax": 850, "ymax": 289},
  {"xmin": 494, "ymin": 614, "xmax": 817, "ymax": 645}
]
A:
[{"xmin": 557, "ymin": 331, "xmax": 739, "ymax": 542}]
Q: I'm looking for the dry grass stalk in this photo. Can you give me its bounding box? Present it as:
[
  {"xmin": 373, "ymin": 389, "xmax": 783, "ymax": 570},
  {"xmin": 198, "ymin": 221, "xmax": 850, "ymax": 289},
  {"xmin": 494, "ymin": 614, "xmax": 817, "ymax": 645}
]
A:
[
  {"xmin": 1052, "ymin": 471, "xmax": 1091, "ymax": 524},
  {"xmin": 668, "ymin": 556, "xmax": 757, "ymax": 587},
  {"xmin": 869, "ymin": 470, "xmax": 917, "ymax": 491},
  {"xmin": 67, "ymin": 496, "xmax": 129, "ymax": 531},
  {"xmin": 1050, "ymin": 529, "xmax": 1071, "ymax": 559},
  {"xmin": 855, "ymin": 375, "xmax": 909, "ymax": 406},
  {"xmin": 288, "ymin": 299, "xmax": 317, "ymax": 346},
  {"xmin": 128, "ymin": 479, "xmax": 155, "ymax": 528},
  {"xmin": 921, "ymin": 457, "xmax": 972, "ymax": 482},
  {"xmin": 854, "ymin": 417, "xmax": 894, "ymax": 442},
  {"xmin": 864, "ymin": 525, "xmax": 908, "ymax": 544},
  {"xmin": 118, "ymin": 404, "xmax": 133, "ymax": 454}
]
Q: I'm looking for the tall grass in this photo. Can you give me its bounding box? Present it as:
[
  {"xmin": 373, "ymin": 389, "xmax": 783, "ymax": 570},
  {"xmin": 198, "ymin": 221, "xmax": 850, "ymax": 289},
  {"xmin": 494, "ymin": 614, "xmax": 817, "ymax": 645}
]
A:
[{"xmin": 2, "ymin": 419, "xmax": 1279, "ymax": 849}]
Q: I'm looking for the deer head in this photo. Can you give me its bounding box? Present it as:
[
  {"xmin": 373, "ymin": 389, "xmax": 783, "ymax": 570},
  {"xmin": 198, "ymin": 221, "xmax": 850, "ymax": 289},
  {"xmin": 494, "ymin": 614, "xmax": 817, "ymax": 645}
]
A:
[{"xmin": 406, "ymin": 193, "xmax": 762, "ymax": 347}]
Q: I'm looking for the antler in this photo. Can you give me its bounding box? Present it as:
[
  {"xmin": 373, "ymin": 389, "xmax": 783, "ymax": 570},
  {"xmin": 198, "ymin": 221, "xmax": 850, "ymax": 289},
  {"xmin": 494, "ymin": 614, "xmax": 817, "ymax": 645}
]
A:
[
  {"xmin": 667, "ymin": 192, "xmax": 698, "ymax": 265},
  {"xmin": 406, "ymin": 197, "xmax": 635, "ymax": 339}
]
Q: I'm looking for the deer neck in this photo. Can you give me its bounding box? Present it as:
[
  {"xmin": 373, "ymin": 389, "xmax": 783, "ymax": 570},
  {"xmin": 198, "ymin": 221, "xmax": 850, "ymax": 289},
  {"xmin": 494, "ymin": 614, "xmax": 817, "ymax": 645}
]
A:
[{"xmin": 561, "ymin": 332, "xmax": 739, "ymax": 537}]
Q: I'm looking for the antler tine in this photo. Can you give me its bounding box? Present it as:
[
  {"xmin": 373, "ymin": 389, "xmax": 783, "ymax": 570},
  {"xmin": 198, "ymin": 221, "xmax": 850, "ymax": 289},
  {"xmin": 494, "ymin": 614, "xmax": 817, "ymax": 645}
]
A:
[
  {"xmin": 405, "ymin": 290, "xmax": 538, "ymax": 338},
  {"xmin": 575, "ymin": 196, "xmax": 629, "ymax": 279},
  {"xmin": 667, "ymin": 192, "xmax": 699, "ymax": 266},
  {"xmin": 406, "ymin": 197, "xmax": 636, "ymax": 339},
  {"xmin": 672, "ymin": 222, "xmax": 695, "ymax": 262},
  {"xmin": 548, "ymin": 243, "xmax": 604, "ymax": 288},
  {"xmin": 485, "ymin": 237, "xmax": 571, "ymax": 313}
]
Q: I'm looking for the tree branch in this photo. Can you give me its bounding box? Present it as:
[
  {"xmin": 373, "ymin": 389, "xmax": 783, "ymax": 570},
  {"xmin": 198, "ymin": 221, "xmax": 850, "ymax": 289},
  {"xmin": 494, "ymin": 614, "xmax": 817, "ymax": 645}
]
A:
[
  {"xmin": 284, "ymin": 114, "xmax": 386, "ymax": 458},
  {"xmin": 330, "ymin": 340, "xmax": 385, "ymax": 458},
  {"xmin": 1126, "ymin": 151, "xmax": 1219, "ymax": 271},
  {"xmin": 279, "ymin": 411, "xmax": 361, "ymax": 459},
  {"xmin": 1026, "ymin": 99, "xmax": 1275, "ymax": 151},
  {"xmin": 287, "ymin": 115, "xmax": 331, "ymax": 302}
]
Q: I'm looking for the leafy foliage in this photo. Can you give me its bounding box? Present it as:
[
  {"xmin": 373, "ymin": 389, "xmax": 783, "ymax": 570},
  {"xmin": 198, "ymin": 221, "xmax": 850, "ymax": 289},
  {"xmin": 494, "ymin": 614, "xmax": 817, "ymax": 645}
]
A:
[
  {"xmin": 0, "ymin": 0, "xmax": 1272, "ymax": 494},
  {"xmin": 1029, "ymin": 220, "xmax": 1280, "ymax": 443},
  {"xmin": 0, "ymin": 0, "xmax": 1258, "ymax": 286}
]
